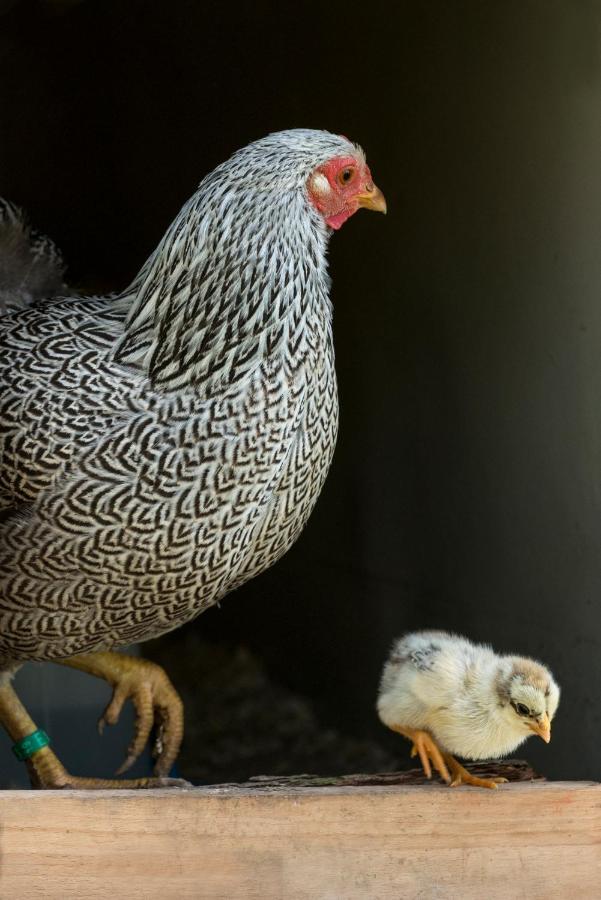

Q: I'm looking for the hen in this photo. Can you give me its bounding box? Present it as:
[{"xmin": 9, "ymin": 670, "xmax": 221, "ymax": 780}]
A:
[{"xmin": 0, "ymin": 129, "xmax": 385, "ymax": 788}]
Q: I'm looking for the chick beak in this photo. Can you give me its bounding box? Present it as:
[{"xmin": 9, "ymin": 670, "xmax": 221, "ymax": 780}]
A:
[
  {"xmin": 530, "ymin": 713, "xmax": 551, "ymax": 744},
  {"xmin": 356, "ymin": 183, "xmax": 387, "ymax": 214}
]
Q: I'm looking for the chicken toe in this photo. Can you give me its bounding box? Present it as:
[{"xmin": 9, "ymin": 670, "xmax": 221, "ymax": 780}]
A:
[
  {"xmin": 58, "ymin": 651, "xmax": 184, "ymax": 777},
  {"xmin": 391, "ymin": 725, "xmax": 451, "ymax": 783},
  {"xmin": 0, "ymin": 674, "xmax": 189, "ymax": 789},
  {"xmin": 443, "ymin": 753, "xmax": 508, "ymax": 790}
]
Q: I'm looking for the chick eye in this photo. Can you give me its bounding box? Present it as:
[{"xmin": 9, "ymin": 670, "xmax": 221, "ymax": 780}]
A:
[
  {"xmin": 338, "ymin": 167, "xmax": 354, "ymax": 185},
  {"xmin": 513, "ymin": 702, "xmax": 530, "ymax": 717}
]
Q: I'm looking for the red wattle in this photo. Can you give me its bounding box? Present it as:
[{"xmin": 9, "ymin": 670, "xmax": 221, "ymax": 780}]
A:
[{"xmin": 325, "ymin": 208, "xmax": 354, "ymax": 230}]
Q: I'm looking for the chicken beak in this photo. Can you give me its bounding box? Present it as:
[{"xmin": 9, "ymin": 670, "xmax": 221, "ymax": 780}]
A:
[
  {"xmin": 530, "ymin": 713, "xmax": 551, "ymax": 743},
  {"xmin": 356, "ymin": 183, "xmax": 387, "ymax": 214}
]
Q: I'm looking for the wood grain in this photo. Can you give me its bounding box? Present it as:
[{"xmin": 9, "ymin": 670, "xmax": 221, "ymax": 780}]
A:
[{"xmin": 0, "ymin": 781, "xmax": 599, "ymax": 899}]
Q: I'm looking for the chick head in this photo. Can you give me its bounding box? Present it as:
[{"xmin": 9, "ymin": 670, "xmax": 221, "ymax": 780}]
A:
[{"xmin": 498, "ymin": 657, "xmax": 560, "ymax": 744}]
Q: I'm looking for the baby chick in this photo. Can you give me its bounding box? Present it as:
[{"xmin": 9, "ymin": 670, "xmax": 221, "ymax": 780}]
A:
[{"xmin": 377, "ymin": 630, "xmax": 560, "ymax": 789}]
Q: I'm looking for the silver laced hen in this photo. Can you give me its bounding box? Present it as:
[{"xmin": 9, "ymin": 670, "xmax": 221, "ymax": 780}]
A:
[{"xmin": 0, "ymin": 129, "xmax": 386, "ymax": 788}]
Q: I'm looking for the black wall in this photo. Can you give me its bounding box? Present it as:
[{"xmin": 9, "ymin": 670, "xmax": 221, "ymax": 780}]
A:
[{"xmin": 2, "ymin": 0, "xmax": 601, "ymax": 779}]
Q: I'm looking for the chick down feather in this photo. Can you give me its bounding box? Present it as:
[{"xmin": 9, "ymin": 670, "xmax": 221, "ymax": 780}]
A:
[{"xmin": 377, "ymin": 630, "xmax": 560, "ymax": 760}]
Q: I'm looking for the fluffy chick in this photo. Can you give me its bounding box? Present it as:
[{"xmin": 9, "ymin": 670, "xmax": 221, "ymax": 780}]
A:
[{"xmin": 377, "ymin": 631, "xmax": 560, "ymax": 789}]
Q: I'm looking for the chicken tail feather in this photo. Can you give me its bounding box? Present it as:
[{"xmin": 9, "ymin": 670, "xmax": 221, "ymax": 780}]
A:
[{"xmin": 0, "ymin": 198, "xmax": 66, "ymax": 315}]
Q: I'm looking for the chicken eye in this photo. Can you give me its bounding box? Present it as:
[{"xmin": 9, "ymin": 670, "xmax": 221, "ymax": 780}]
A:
[
  {"xmin": 338, "ymin": 167, "xmax": 354, "ymax": 185},
  {"xmin": 513, "ymin": 702, "xmax": 530, "ymax": 717}
]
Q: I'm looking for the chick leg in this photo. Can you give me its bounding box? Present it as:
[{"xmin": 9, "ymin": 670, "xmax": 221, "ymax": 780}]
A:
[
  {"xmin": 391, "ymin": 725, "xmax": 451, "ymax": 783},
  {"xmin": 0, "ymin": 673, "xmax": 186, "ymax": 789},
  {"xmin": 442, "ymin": 752, "xmax": 508, "ymax": 790},
  {"xmin": 56, "ymin": 651, "xmax": 184, "ymax": 777}
]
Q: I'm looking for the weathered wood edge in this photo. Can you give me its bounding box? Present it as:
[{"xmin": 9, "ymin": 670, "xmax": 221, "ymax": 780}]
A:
[
  {"xmin": 0, "ymin": 758, "xmax": 565, "ymax": 797},
  {"xmin": 0, "ymin": 779, "xmax": 598, "ymax": 800}
]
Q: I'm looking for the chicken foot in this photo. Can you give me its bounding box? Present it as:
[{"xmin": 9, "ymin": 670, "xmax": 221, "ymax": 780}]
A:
[
  {"xmin": 442, "ymin": 752, "xmax": 508, "ymax": 790},
  {"xmin": 0, "ymin": 671, "xmax": 186, "ymax": 789},
  {"xmin": 392, "ymin": 724, "xmax": 508, "ymax": 790},
  {"xmin": 57, "ymin": 651, "xmax": 185, "ymax": 778},
  {"xmin": 391, "ymin": 725, "xmax": 451, "ymax": 783}
]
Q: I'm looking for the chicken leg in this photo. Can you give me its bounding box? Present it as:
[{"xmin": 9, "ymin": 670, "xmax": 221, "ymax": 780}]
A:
[
  {"xmin": 442, "ymin": 752, "xmax": 508, "ymax": 790},
  {"xmin": 0, "ymin": 652, "xmax": 187, "ymax": 789},
  {"xmin": 392, "ymin": 724, "xmax": 508, "ymax": 790},
  {"xmin": 391, "ymin": 725, "xmax": 451, "ymax": 783}
]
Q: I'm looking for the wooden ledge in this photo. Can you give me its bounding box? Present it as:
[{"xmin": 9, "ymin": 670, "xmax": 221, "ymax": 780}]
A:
[{"xmin": 0, "ymin": 780, "xmax": 599, "ymax": 898}]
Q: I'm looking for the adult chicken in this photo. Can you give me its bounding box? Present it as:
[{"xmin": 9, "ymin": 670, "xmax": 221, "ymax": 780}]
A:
[{"xmin": 0, "ymin": 129, "xmax": 386, "ymax": 788}]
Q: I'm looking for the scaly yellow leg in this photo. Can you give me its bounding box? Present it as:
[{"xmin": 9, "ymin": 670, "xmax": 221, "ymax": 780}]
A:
[
  {"xmin": 390, "ymin": 725, "xmax": 451, "ymax": 783},
  {"xmin": 442, "ymin": 752, "xmax": 508, "ymax": 790},
  {"xmin": 57, "ymin": 651, "xmax": 185, "ymax": 777},
  {"xmin": 0, "ymin": 671, "xmax": 187, "ymax": 789}
]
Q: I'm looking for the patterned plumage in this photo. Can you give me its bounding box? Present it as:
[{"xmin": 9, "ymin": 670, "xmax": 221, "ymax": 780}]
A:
[
  {"xmin": 0, "ymin": 129, "xmax": 384, "ymax": 788},
  {"xmin": 0, "ymin": 129, "xmax": 381, "ymax": 670},
  {"xmin": 0, "ymin": 198, "xmax": 65, "ymax": 315}
]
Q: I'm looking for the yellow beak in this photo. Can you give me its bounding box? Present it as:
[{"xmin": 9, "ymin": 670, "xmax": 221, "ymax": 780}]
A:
[
  {"xmin": 530, "ymin": 713, "xmax": 551, "ymax": 743},
  {"xmin": 356, "ymin": 183, "xmax": 387, "ymax": 214}
]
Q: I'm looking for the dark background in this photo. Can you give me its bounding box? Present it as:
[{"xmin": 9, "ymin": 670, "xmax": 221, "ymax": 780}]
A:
[{"xmin": 1, "ymin": 0, "xmax": 600, "ymax": 783}]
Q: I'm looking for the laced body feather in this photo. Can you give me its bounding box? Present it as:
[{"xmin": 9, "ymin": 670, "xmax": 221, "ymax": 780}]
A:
[{"xmin": 0, "ymin": 130, "xmax": 352, "ymax": 665}]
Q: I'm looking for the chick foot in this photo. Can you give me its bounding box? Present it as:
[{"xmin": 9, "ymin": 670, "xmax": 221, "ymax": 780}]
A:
[
  {"xmin": 443, "ymin": 752, "xmax": 508, "ymax": 790},
  {"xmin": 392, "ymin": 725, "xmax": 451, "ymax": 783},
  {"xmin": 58, "ymin": 651, "xmax": 184, "ymax": 777},
  {"xmin": 0, "ymin": 674, "xmax": 189, "ymax": 789}
]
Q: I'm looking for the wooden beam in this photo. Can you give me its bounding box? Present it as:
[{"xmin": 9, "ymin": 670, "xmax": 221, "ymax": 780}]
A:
[{"xmin": 0, "ymin": 781, "xmax": 599, "ymax": 898}]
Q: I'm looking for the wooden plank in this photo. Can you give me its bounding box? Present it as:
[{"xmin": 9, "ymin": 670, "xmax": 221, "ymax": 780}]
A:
[{"xmin": 0, "ymin": 782, "xmax": 599, "ymax": 899}]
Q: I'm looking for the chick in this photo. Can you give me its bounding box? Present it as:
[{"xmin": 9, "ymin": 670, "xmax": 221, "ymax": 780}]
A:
[{"xmin": 377, "ymin": 631, "xmax": 560, "ymax": 789}]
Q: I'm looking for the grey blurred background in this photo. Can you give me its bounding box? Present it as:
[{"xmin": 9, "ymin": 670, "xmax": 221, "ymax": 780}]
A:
[{"xmin": 1, "ymin": 0, "xmax": 601, "ymax": 784}]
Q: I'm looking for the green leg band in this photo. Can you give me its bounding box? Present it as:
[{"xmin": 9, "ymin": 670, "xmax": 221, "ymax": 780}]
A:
[{"xmin": 12, "ymin": 729, "xmax": 50, "ymax": 761}]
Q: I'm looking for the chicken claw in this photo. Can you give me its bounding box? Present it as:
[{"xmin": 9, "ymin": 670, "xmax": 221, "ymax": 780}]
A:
[
  {"xmin": 392, "ymin": 725, "xmax": 451, "ymax": 783},
  {"xmin": 60, "ymin": 652, "xmax": 184, "ymax": 777},
  {"xmin": 443, "ymin": 753, "xmax": 508, "ymax": 790},
  {"xmin": 0, "ymin": 674, "xmax": 189, "ymax": 789},
  {"xmin": 28, "ymin": 744, "xmax": 189, "ymax": 789}
]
